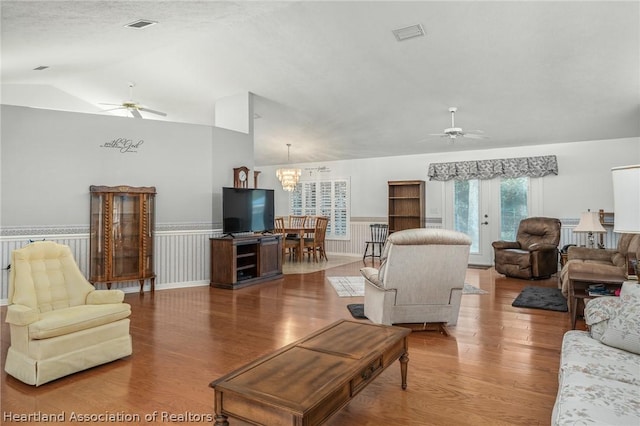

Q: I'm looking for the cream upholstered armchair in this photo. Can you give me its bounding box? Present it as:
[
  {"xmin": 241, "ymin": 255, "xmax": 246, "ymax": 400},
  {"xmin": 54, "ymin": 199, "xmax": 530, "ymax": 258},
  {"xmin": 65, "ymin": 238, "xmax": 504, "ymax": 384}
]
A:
[
  {"xmin": 4, "ymin": 241, "xmax": 132, "ymax": 386},
  {"xmin": 360, "ymin": 228, "xmax": 472, "ymax": 329}
]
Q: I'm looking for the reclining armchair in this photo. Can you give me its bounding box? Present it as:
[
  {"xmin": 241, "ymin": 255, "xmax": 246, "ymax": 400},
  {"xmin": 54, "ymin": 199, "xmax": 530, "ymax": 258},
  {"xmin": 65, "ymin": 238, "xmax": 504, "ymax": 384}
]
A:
[
  {"xmin": 360, "ymin": 228, "xmax": 471, "ymax": 330},
  {"xmin": 492, "ymin": 217, "xmax": 561, "ymax": 279},
  {"xmin": 560, "ymin": 233, "xmax": 640, "ymax": 297},
  {"xmin": 4, "ymin": 241, "xmax": 132, "ymax": 386}
]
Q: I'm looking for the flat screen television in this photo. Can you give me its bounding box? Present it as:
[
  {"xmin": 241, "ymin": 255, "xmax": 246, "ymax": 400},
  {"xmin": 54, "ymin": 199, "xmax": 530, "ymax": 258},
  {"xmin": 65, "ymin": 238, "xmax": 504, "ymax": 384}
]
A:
[{"xmin": 222, "ymin": 187, "xmax": 275, "ymax": 235}]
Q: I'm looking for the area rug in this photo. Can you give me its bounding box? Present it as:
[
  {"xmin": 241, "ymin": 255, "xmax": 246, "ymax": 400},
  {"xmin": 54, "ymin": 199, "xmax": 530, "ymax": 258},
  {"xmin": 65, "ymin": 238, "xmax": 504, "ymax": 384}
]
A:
[
  {"xmin": 328, "ymin": 276, "xmax": 488, "ymax": 298},
  {"xmin": 347, "ymin": 303, "xmax": 367, "ymax": 319},
  {"xmin": 512, "ymin": 286, "xmax": 568, "ymax": 312},
  {"xmin": 468, "ymin": 264, "xmax": 492, "ymax": 270}
]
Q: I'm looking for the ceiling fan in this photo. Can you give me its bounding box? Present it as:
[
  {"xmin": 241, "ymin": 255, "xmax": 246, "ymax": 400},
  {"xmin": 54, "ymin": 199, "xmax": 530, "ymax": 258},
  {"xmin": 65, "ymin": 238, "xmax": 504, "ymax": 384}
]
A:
[
  {"xmin": 430, "ymin": 107, "xmax": 487, "ymax": 140},
  {"xmin": 100, "ymin": 83, "xmax": 167, "ymax": 119}
]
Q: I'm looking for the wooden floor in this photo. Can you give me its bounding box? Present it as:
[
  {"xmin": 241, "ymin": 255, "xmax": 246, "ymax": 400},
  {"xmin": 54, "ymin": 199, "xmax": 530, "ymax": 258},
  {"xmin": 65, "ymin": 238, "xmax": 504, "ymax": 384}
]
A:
[{"xmin": 1, "ymin": 260, "xmax": 574, "ymax": 425}]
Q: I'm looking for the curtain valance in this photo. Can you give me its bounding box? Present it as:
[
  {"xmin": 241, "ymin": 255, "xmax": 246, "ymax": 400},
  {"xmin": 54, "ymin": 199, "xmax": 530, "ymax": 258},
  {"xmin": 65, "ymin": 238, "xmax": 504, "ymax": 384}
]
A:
[{"xmin": 427, "ymin": 155, "xmax": 558, "ymax": 181}]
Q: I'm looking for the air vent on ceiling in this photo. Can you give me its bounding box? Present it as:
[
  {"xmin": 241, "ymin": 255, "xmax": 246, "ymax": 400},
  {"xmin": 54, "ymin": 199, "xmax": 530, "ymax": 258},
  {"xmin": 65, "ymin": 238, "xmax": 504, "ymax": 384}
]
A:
[
  {"xmin": 392, "ymin": 24, "xmax": 425, "ymax": 42},
  {"xmin": 125, "ymin": 19, "xmax": 158, "ymax": 29},
  {"xmin": 33, "ymin": 65, "xmax": 49, "ymax": 71}
]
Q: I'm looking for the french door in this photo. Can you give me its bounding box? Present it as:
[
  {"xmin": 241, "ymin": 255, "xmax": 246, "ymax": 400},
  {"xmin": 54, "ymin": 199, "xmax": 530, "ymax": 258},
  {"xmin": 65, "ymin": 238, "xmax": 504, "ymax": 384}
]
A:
[{"xmin": 444, "ymin": 177, "xmax": 537, "ymax": 265}]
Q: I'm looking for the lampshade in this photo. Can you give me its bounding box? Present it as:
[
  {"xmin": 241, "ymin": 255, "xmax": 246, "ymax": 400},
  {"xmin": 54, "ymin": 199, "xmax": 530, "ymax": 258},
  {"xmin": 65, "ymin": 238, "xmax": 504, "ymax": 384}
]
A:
[
  {"xmin": 573, "ymin": 211, "xmax": 606, "ymax": 234},
  {"xmin": 612, "ymin": 164, "xmax": 640, "ymax": 234},
  {"xmin": 276, "ymin": 143, "xmax": 301, "ymax": 192}
]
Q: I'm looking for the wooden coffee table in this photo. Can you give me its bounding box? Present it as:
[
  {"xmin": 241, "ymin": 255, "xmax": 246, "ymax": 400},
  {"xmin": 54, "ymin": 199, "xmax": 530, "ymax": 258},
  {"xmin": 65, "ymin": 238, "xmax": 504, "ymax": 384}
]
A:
[{"xmin": 209, "ymin": 320, "xmax": 411, "ymax": 425}]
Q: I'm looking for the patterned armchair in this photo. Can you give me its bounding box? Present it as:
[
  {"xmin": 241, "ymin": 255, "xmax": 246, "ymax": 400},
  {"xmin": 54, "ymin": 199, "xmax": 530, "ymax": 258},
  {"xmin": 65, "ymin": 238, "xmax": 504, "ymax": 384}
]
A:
[{"xmin": 4, "ymin": 241, "xmax": 132, "ymax": 386}]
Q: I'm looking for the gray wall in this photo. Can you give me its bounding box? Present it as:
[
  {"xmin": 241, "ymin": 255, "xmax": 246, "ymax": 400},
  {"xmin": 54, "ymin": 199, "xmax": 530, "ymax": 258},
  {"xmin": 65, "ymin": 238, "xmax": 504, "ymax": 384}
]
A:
[{"xmin": 1, "ymin": 105, "xmax": 253, "ymax": 229}]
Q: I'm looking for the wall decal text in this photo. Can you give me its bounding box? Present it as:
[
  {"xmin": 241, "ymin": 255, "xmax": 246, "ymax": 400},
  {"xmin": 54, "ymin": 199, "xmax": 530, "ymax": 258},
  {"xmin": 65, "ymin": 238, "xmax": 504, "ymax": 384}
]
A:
[{"xmin": 101, "ymin": 138, "xmax": 144, "ymax": 153}]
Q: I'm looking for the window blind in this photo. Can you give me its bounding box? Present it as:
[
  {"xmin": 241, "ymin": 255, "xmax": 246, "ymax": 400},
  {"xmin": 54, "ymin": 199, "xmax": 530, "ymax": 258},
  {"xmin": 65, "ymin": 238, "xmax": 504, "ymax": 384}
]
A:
[{"xmin": 289, "ymin": 179, "xmax": 350, "ymax": 239}]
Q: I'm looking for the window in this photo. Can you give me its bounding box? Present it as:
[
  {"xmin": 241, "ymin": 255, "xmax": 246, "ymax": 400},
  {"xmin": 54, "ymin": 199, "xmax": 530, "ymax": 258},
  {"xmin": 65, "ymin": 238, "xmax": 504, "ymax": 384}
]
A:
[
  {"xmin": 289, "ymin": 179, "xmax": 350, "ymax": 239},
  {"xmin": 453, "ymin": 179, "xmax": 479, "ymax": 253},
  {"xmin": 500, "ymin": 177, "xmax": 529, "ymax": 240}
]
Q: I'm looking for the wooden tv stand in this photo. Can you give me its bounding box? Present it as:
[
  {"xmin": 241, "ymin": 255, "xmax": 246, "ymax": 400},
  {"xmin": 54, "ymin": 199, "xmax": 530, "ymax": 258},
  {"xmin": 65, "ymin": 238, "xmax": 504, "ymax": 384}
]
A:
[{"xmin": 210, "ymin": 235, "xmax": 283, "ymax": 289}]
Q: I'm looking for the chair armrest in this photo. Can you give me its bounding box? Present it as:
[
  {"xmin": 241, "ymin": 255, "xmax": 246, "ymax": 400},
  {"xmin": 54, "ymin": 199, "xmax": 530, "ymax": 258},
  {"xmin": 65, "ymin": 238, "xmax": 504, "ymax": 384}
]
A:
[
  {"xmin": 584, "ymin": 296, "xmax": 622, "ymax": 340},
  {"xmin": 5, "ymin": 304, "xmax": 39, "ymax": 326},
  {"xmin": 567, "ymin": 262, "xmax": 626, "ymax": 279},
  {"xmin": 492, "ymin": 241, "xmax": 520, "ymax": 249},
  {"xmin": 360, "ymin": 267, "xmax": 384, "ymax": 289},
  {"xmin": 585, "ymin": 296, "xmax": 621, "ymax": 325},
  {"xmin": 567, "ymin": 246, "xmax": 615, "ymax": 262},
  {"xmin": 527, "ymin": 243, "xmax": 558, "ymax": 252},
  {"xmin": 86, "ymin": 290, "xmax": 125, "ymax": 305}
]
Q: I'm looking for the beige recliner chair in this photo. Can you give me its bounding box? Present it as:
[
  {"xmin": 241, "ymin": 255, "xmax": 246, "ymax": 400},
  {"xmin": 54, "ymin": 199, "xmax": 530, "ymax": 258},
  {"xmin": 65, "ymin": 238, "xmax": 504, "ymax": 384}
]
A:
[
  {"xmin": 360, "ymin": 228, "xmax": 472, "ymax": 330},
  {"xmin": 4, "ymin": 241, "xmax": 132, "ymax": 386}
]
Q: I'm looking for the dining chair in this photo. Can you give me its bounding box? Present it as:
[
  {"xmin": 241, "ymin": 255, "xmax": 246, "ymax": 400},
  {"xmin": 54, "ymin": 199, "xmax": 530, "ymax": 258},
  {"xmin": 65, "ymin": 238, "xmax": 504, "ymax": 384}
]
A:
[
  {"xmin": 275, "ymin": 217, "xmax": 297, "ymax": 260},
  {"xmin": 363, "ymin": 224, "xmax": 389, "ymax": 262},
  {"xmin": 303, "ymin": 216, "xmax": 329, "ymax": 262},
  {"xmin": 287, "ymin": 215, "xmax": 309, "ymax": 248},
  {"xmin": 289, "ymin": 215, "xmax": 308, "ymax": 227}
]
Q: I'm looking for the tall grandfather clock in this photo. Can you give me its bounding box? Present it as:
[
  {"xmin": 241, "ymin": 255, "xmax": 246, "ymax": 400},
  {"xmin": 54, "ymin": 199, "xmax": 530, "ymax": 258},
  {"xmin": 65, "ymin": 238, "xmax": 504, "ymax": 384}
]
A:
[{"xmin": 233, "ymin": 166, "xmax": 249, "ymax": 188}]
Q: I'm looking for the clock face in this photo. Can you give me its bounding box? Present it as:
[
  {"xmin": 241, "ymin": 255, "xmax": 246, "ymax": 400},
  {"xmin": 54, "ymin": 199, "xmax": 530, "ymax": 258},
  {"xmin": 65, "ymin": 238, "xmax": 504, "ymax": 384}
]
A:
[{"xmin": 239, "ymin": 170, "xmax": 247, "ymax": 181}]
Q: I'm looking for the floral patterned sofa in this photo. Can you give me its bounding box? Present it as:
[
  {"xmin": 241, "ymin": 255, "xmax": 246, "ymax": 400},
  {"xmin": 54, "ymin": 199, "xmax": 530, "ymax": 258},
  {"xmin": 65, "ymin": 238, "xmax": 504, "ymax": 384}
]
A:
[{"xmin": 551, "ymin": 282, "xmax": 640, "ymax": 425}]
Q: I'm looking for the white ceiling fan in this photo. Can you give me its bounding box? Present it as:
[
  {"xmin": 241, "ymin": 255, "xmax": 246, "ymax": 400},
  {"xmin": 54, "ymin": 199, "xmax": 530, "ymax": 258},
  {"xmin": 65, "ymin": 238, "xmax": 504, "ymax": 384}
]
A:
[
  {"xmin": 100, "ymin": 83, "xmax": 167, "ymax": 119},
  {"xmin": 430, "ymin": 107, "xmax": 487, "ymax": 140}
]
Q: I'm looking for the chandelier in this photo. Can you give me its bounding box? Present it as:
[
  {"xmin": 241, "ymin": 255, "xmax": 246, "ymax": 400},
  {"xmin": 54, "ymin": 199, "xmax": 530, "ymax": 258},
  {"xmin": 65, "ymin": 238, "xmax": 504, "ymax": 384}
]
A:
[{"xmin": 276, "ymin": 144, "xmax": 301, "ymax": 192}]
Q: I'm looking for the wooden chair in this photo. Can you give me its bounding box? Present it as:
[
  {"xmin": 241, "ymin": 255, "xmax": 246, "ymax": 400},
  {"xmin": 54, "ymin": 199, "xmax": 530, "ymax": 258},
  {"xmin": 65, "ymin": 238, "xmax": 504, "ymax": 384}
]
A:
[
  {"xmin": 363, "ymin": 224, "xmax": 388, "ymax": 262},
  {"xmin": 288, "ymin": 215, "xmax": 308, "ymax": 227},
  {"xmin": 303, "ymin": 216, "xmax": 329, "ymax": 262},
  {"xmin": 275, "ymin": 217, "xmax": 297, "ymax": 260}
]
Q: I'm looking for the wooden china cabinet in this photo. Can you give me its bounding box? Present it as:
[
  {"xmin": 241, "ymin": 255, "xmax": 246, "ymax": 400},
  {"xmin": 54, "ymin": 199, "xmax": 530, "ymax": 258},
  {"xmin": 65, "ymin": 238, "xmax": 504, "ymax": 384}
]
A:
[{"xmin": 89, "ymin": 185, "xmax": 156, "ymax": 293}]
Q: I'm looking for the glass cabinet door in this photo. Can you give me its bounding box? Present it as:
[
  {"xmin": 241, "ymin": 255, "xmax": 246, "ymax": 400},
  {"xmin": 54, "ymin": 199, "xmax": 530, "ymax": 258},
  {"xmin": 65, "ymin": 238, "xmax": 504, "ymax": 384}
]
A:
[{"xmin": 111, "ymin": 194, "xmax": 140, "ymax": 279}]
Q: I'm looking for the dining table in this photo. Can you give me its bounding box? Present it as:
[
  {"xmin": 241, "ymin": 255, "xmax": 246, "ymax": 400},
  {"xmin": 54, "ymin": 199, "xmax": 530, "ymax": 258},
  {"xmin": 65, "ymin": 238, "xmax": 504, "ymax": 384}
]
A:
[{"xmin": 283, "ymin": 226, "xmax": 316, "ymax": 261}]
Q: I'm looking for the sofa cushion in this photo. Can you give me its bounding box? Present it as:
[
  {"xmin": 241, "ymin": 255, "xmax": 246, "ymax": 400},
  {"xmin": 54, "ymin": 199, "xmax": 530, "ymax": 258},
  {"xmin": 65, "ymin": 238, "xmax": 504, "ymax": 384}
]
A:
[
  {"xmin": 552, "ymin": 368, "xmax": 640, "ymax": 426},
  {"xmin": 559, "ymin": 330, "xmax": 640, "ymax": 387},
  {"xmin": 600, "ymin": 294, "xmax": 640, "ymax": 355},
  {"xmin": 29, "ymin": 303, "xmax": 132, "ymax": 339}
]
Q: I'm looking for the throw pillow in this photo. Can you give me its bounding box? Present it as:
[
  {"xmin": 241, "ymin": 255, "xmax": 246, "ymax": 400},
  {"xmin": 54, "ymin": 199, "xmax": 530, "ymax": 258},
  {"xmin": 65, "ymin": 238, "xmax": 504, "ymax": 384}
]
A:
[
  {"xmin": 620, "ymin": 281, "xmax": 640, "ymax": 297},
  {"xmin": 600, "ymin": 294, "xmax": 640, "ymax": 354}
]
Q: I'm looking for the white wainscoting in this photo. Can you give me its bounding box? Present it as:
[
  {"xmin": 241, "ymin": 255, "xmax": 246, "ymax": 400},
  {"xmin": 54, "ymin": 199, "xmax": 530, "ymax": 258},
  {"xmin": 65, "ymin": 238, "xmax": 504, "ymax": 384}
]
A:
[
  {"xmin": 1, "ymin": 229, "xmax": 214, "ymax": 304},
  {"xmin": 559, "ymin": 223, "xmax": 618, "ymax": 250}
]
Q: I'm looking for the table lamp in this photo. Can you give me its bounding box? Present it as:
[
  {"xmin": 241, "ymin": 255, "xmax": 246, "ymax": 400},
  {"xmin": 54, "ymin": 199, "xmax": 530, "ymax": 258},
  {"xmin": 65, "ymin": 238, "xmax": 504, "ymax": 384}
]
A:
[
  {"xmin": 573, "ymin": 209, "xmax": 606, "ymax": 248},
  {"xmin": 612, "ymin": 164, "xmax": 640, "ymax": 279}
]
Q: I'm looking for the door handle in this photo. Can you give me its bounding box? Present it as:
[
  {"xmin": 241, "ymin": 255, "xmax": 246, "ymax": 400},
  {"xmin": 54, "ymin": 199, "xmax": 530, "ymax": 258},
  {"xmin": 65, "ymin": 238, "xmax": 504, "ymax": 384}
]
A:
[{"xmin": 482, "ymin": 221, "xmax": 489, "ymax": 225}]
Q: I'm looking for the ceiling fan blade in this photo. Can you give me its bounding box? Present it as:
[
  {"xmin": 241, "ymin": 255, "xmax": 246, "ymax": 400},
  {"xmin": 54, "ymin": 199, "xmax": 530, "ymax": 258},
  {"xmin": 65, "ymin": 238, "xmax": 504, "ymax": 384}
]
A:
[
  {"xmin": 428, "ymin": 133, "xmax": 448, "ymax": 137},
  {"xmin": 100, "ymin": 107, "xmax": 126, "ymax": 113},
  {"xmin": 130, "ymin": 109, "xmax": 143, "ymax": 119},
  {"xmin": 138, "ymin": 107, "xmax": 167, "ymax": 117},
  {"xmin": 462, "ymin": 133, "xmax": 488, "ymax": 139},
  {"xmin": 99, "ymin": 102, "xmax": 123, "ymax": 107}
]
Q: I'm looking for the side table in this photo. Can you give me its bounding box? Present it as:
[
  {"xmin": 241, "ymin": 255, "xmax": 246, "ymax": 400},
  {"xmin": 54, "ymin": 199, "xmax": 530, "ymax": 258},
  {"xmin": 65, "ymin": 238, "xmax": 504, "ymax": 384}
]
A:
[{"xmin": 568, "ymin": 271, "xmax": 624, "ymax": 329}]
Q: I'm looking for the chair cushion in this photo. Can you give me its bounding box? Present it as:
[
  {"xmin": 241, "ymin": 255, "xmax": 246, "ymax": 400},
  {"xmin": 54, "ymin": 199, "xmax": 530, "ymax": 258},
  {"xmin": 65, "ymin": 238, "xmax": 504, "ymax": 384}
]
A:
[{"xmin": 29, "ymin": 303, "xmax": 131, "ymax": 340}]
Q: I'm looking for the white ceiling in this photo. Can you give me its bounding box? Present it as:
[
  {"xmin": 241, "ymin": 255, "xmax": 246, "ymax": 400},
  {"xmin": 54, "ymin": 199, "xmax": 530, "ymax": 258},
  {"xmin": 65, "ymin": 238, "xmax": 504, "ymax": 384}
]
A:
[{"xmin": 2, "ymin": 1, "xmax": 639, "ymax": 166}]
